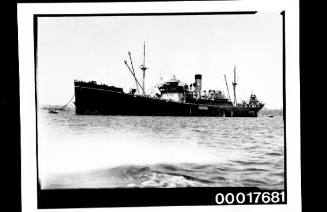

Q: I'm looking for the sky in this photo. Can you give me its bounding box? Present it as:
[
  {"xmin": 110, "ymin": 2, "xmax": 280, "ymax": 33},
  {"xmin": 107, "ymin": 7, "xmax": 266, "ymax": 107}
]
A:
[{"xmin": 37, "ymin": 12, "xmax": 283, "ymax": 109}]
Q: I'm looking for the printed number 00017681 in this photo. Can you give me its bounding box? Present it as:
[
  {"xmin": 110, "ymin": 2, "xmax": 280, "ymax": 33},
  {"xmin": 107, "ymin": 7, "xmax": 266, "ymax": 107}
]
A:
[{"xmin": 215, "ymin": 191, "xmax": 285, "ymax": 205}]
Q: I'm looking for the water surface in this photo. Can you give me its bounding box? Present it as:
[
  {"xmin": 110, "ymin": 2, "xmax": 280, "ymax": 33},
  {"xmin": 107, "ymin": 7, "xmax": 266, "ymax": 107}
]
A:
[{"xmin": 38, "ymin": 107, "xmax": 284, "ymax": 189}]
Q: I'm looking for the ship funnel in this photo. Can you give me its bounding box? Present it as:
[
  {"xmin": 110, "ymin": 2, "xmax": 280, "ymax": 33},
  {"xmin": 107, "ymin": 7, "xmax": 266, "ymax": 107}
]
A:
[{"xmin": 195, "ymin": 74, "xmax": 202, "ymax": 98}]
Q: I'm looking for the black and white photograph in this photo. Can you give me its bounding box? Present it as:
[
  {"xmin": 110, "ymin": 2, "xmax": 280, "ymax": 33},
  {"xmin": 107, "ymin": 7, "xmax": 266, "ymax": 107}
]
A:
[
  {"xmin": 37, "ymin": 11, "xmax": 285, "ymax": 190},
  {"xmin": 17, "ymin": 1, "xmax": 301, "ymax": 211}
]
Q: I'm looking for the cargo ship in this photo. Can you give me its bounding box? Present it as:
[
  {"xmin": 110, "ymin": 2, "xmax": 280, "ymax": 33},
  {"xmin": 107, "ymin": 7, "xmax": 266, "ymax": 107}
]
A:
[{"xmin": 74, "ymin": 43, "xmax": 264, "ymax": 117}]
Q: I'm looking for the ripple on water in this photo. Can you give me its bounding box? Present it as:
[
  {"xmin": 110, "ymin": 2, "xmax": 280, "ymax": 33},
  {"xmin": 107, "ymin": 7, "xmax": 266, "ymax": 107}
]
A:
[{"xmin": 38, "ymin": 109, "xmax": 285, "ymax": 189}]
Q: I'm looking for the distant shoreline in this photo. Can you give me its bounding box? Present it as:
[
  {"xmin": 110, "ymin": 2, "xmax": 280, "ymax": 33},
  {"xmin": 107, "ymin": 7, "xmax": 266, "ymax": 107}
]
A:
[
  {"xmin": 259, "ymin": 108, "xmax": 283, "ymax": 116},
  {"xmin": 40, "ymin": 104, "xmax": 283, "ymax": 117}
]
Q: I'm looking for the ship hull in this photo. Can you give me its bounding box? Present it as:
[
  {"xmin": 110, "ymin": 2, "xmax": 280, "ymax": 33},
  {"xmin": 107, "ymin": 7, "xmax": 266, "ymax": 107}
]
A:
[{"xmin": 75, "ymin": 83, "xmax": 263, "ymax": 117}]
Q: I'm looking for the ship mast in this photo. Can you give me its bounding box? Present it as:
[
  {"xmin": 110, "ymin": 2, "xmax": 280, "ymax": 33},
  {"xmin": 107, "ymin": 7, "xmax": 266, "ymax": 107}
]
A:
[
  {"xmin": 224, "ymin": 74, "xmax": 231, "ymax": 101},
  {"xmin": 128, "ymin": 51, "xmax": 140, "ymax": 94},
  {"xmin": 124, "ymin": 60, "xmax": 146, "ymax": 95},
  {"xmin": 139, "ymin": 41, "xmax": 148, "ymax": 95},
  {"xmin": 232, "ymin": 65, "xmax": 237, "ymax": 105}
]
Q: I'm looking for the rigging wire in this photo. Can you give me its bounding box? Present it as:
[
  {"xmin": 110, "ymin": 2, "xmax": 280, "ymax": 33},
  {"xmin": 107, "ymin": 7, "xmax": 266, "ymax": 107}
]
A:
[{"xmin": 57, "ymin": 94, "xmax": 75, "ymax": 111}]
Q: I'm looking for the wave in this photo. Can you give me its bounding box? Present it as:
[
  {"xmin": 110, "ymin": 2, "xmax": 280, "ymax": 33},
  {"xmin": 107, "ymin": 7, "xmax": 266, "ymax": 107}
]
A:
[
  {"xmin": 43, "ymin": 164, "xmax": 218, "ymax": 189},
  {"xmin": 42, "ymin": 162, "xmax": 285, "ymax": 190},
  {"xmin": 43, "ymin": 162, "xmax": 285, "ymax": 190}
]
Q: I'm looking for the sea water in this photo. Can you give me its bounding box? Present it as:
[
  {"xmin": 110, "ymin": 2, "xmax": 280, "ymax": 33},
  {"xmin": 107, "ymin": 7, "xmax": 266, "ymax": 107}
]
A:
[{"xmin": 38, "ymin": 107, "xmax": 284, "ymax": 190}]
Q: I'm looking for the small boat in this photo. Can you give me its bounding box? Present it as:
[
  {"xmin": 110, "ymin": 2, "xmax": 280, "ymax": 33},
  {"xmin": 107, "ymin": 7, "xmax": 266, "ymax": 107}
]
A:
[
  {"xmin": 268, "ymin": 115, "xmax": 274, "ymax": 118},
  {"xmin": 48, "ymin": 109, "xmax": 58, "ymax": 114}
]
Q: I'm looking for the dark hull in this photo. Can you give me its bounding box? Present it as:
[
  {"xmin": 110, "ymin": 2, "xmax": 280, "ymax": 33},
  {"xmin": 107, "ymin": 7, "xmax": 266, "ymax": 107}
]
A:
[{"xmin": 74, "ymin": 84, "xmax": 263, "ymax": 117}]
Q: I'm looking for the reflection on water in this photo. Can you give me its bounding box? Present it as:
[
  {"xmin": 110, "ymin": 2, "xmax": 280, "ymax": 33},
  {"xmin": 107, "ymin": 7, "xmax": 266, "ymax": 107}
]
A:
[{"xmin": 38, "ymin": 107, "xmax": 284, "ymax": 190}]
